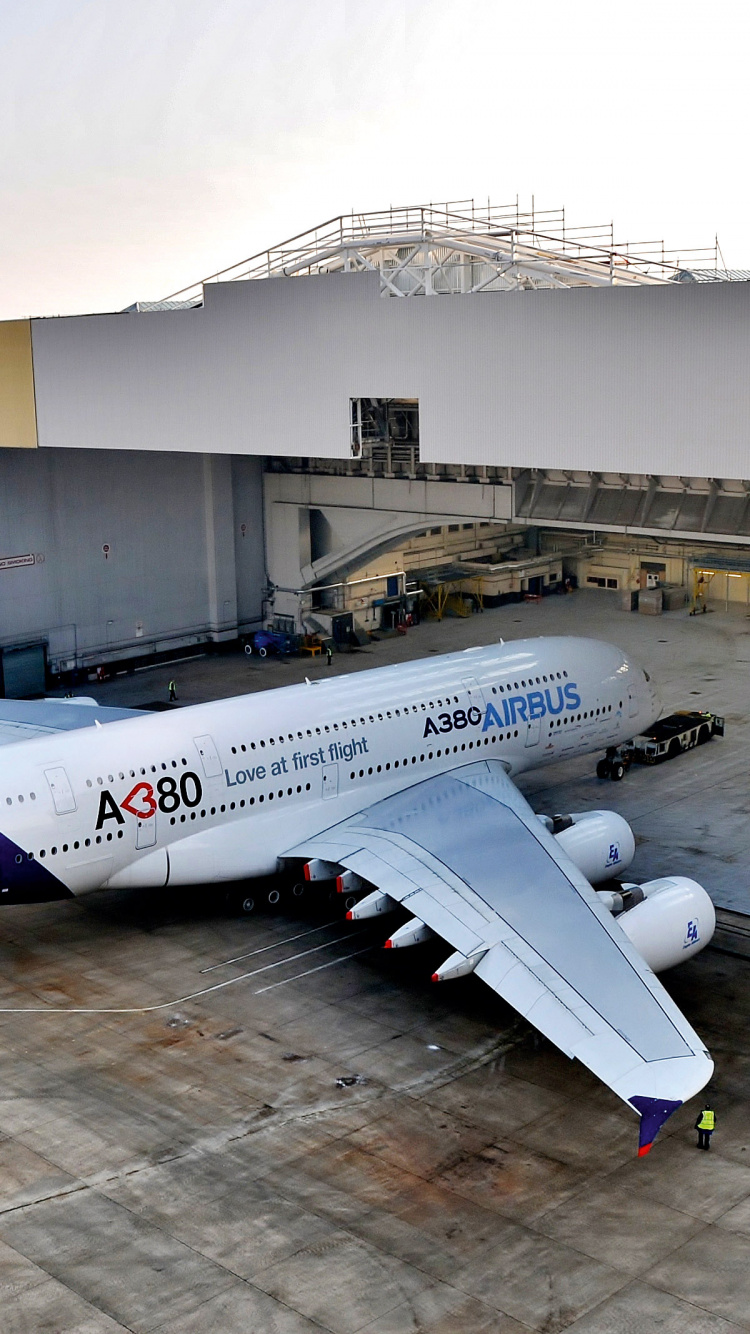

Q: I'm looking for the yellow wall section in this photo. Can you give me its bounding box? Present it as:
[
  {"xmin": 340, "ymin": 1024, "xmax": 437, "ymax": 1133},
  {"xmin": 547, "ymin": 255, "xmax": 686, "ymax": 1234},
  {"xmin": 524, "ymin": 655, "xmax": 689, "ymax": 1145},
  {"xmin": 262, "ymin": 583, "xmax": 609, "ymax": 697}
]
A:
[{"xmin": 0, "ymin": 320, "xmax": 37, "ymax": 448}]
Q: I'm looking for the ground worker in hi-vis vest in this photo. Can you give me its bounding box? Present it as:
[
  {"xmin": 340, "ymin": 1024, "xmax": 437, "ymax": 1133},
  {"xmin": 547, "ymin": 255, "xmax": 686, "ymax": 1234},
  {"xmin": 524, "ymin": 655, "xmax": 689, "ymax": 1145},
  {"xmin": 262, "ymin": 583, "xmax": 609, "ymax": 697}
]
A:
[{"xmin": 695, "ymin": 1104, "xmax": 716, "ymax": 1150}]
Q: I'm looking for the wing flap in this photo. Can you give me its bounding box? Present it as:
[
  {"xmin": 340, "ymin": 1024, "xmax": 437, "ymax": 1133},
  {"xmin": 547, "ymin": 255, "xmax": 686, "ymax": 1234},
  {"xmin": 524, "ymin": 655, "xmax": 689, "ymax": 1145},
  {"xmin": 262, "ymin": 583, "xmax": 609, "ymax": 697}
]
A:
[{"xmin": 396, "ymin": 888, "xmax": 484, "ymax": 957}]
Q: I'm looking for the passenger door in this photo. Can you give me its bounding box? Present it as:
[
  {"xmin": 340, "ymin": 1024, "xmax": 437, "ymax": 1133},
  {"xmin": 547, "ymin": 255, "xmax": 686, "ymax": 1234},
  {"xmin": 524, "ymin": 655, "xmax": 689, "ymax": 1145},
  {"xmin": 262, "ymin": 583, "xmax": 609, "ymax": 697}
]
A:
[
  {"xmin": 525, "ymin": 717, "xmax": 542, "ymax": 747},
  {"xmin": 194, "ymin": 734, "xmax": 222, "ymax": 778},
  {"xmin": 462, "ymin": 676, "xmax": 485, "ymax": 708},
  {"xmin": 44, "ymin": 766, "xmax": 77, "ymax": 815},
  {"xmin": 322, "ymin": 763, "xmax": 339, "ymax": 799},
  {"xmin": 601, "ymin": 698, "xmax": 620, "ymax": 743},
  {"xmin": 136, "ymin": 814, "xmax": 157, "ymax": 849}
]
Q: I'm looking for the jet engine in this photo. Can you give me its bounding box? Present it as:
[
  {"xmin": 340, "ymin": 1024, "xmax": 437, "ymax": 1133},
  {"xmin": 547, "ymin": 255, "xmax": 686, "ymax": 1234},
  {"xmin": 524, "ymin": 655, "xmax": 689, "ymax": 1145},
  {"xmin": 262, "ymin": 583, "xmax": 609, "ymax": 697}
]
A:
[
  {"xmin": 598, "ymin": 876, "xmax": 715, "ymax": 973},
  {"xmin": 538, "ymin": 810, "xmax": 635, "ymax": 883}
]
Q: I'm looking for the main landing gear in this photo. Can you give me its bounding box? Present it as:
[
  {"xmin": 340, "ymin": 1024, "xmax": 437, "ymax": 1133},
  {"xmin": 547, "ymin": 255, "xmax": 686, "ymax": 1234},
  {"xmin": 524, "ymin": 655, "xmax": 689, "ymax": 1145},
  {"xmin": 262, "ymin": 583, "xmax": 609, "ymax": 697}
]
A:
[{"xmin": 225, "ymin": 882, "xmax": 284, "ymax": 915}]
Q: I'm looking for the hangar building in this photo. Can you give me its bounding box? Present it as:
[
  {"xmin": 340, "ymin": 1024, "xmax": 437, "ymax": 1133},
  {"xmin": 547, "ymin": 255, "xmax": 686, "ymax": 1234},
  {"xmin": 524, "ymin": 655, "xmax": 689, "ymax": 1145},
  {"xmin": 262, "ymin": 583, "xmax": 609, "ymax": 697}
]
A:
[{"xmin": 1, "ymin": 200, "xmax": 750, "ymax": 692}]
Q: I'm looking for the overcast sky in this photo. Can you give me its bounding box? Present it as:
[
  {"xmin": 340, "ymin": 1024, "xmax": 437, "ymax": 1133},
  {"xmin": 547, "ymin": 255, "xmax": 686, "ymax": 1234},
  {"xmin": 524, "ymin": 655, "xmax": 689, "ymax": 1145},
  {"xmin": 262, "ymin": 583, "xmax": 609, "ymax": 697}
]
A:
[{"xmin": 1, "ymin": 0, "xmax": 748, "ymax": 318}]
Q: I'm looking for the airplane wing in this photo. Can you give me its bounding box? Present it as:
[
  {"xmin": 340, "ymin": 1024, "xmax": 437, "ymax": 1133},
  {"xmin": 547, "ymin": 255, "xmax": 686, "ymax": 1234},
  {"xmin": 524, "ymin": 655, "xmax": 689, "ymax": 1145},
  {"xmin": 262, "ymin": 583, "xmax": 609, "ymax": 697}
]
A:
[
  {"xmin": 0, "ymin": 699, "xmax": 145, "ymax": 747},
  {"xmin": 285, "ymin": 759, "xmax": 712, "ymax": 1155}
]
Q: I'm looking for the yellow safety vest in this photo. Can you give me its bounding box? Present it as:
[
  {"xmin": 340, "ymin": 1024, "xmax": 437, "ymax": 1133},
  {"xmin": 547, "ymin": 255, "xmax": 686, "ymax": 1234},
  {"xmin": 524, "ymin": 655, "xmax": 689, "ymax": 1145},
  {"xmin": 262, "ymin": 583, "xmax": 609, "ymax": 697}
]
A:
[{"xmin": 698, "ymin": 1109, "xmax": 715, "ymax": 1130}]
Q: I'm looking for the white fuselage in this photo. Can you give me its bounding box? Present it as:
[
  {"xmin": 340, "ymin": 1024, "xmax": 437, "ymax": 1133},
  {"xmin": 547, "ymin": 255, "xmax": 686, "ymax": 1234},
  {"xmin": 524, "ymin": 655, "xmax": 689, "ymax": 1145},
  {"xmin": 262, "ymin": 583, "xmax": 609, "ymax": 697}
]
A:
[{"xmin": 0, "ymin": 636, "xmax": 660, "ymax": 901}]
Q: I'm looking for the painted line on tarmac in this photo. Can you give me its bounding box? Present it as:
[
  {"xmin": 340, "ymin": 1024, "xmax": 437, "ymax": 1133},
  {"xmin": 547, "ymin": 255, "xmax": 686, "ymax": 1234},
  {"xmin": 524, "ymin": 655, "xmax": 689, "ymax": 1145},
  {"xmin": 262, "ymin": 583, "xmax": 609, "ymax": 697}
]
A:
[
  {"xmin": 253, "ymin": 946, "xmax": 375, "ymax": 994},
  {"xmin": 0, "ymin": 931, "xmax": 371, "ymax": 1015},
  {"xmin": 200, "ymin": 920, "xmax": 340, "ymax": 973}
]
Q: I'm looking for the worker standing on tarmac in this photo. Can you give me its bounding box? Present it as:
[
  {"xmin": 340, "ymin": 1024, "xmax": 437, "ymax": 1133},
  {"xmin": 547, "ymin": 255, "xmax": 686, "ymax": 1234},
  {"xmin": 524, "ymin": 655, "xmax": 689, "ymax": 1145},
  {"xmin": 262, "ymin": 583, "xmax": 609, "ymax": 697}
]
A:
[
  {"xmin": 168, "ymin": 679, "xmax": 177, "ymax": 702},
  {"xmin": 325, "ymin": 643, "xmax": 333, "ymax": 668},
  {"xmin": 695, "ymin": 1103, "xmax": 716, "ymax": 1150}
]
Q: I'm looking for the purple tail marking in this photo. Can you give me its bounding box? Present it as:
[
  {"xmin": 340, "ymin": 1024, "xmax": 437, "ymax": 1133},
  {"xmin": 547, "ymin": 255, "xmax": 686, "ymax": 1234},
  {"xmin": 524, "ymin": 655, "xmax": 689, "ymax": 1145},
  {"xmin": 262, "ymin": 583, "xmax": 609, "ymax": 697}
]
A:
[{"xmin": 0, "ymin": 831, "xmax": 71, "ymax": 903}]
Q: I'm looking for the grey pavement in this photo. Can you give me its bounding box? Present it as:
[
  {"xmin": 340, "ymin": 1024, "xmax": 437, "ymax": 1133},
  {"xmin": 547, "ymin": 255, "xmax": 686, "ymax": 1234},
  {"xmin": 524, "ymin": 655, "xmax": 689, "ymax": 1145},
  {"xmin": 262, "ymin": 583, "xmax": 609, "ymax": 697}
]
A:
[{"xmin": 0, "ymin": 590, "xmax": 746, "ymax": 1330}]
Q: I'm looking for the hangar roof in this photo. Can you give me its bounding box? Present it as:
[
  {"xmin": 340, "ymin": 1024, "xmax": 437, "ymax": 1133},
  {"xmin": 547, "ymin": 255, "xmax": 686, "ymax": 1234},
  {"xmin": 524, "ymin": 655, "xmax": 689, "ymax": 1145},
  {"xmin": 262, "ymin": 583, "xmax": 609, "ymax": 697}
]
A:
[{"xmin": 156, "ymin": 199, "xmax": 733, "ymax": 309}]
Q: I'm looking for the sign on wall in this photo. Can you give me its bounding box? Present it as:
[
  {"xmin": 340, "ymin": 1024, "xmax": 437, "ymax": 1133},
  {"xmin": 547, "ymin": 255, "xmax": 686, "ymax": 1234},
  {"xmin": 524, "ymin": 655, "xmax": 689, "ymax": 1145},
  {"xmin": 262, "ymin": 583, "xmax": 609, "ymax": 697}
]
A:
[{"xmin": 0, "ymin": 553, "xmax": 35, "ymax": 572}]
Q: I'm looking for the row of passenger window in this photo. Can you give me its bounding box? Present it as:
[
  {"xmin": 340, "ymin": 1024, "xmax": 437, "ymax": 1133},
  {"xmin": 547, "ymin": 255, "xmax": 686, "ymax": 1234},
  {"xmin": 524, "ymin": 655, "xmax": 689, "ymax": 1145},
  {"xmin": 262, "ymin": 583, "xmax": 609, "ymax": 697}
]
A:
[
  {"xmin": 3, "ymin": 756, "xmax": 195, "ymax": 810},
  {"xmin": 346, "ymin": 731, "xmax": 520, "ymax": 779},
  {"xmin": 490, "ymin": 671, "xmax": 568, "ymax": 692},
  {"xmin": 227, "ymin": 696, "xmax": 467, "ymax": 756},
  {"xmin": 24, "ymin": 781, "xmax": 319, "ymax": 860},
  {"xmin": 166, "ymin": 782, "xmax": 314, "ymax": 825},
  {"xmin": 19, "ymin": 828, "xmax": 126, "ymax": 863},
  {"xmin": 84, "ymin": 757, "xmax": 191, "ymax": 787},
  {"xmin": 555, "ymin": 706, "xmax": 614, "ymax": 725}
]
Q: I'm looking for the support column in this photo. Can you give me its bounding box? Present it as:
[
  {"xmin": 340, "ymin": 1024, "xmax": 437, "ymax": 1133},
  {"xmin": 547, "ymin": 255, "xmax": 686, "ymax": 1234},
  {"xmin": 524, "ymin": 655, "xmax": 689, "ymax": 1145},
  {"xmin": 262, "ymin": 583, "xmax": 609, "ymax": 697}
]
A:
[{"xmin": 203, "ymin": 454, "xmax": 238, "ymax": 640}]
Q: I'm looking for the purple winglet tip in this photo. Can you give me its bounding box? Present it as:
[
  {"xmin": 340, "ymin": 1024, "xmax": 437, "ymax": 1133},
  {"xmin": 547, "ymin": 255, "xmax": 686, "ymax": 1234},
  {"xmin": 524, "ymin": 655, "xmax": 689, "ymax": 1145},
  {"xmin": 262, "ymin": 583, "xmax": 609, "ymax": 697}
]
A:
[{"xmin": 629, "ymin": 1096, "xmax": 682, "ymax": 1156}]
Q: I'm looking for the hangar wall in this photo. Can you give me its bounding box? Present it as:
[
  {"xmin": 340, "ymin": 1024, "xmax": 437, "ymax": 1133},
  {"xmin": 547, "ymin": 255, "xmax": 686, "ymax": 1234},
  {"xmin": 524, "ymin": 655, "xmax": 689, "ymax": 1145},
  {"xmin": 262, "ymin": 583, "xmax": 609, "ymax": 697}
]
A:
[
  {"xmin": 28, "ymin": 273, "xmax": 750, "ymax": 479},
  {"xmin": 0, "ymin": 449, "xmax": 264, "ymax": 681},
  {"xmin": 232, "ymin": 454, "xmax": 267, "ymax": 628},
  {"xmin": 0, "ymin": 321, "xmax": 37, "ymax": 449},
  {"xmin": 264, "ymin": 472, "xmax": 512, "ymax": 617}
]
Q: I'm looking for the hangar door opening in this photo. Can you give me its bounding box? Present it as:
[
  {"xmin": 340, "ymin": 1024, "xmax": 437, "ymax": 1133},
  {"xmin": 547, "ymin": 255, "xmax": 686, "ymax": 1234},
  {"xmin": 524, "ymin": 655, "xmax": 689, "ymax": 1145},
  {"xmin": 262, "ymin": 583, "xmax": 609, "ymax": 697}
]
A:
[
  {"xmin": 1, "ymin": 644, "xmax": 46, "ymax": 698},
  {"xmin": 350, "ymin": 398, "xmax": 419, "ymax": 474},
  {"xmin": 691, "ymin": 556, "xmax": 750, "ymax": 613}
]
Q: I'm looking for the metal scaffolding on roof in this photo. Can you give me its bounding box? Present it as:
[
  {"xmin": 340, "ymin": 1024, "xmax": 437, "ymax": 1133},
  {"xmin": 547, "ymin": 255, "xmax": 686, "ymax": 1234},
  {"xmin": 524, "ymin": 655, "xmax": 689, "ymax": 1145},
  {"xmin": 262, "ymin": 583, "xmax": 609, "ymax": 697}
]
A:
[{"xmin": 157, "ymin": 199, "xmax": 729, "ymax": 308}]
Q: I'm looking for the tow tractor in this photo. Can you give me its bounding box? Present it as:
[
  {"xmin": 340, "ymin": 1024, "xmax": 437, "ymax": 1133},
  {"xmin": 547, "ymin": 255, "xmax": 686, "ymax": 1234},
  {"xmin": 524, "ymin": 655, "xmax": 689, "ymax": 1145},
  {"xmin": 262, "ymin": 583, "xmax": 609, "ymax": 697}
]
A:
[{"xmin": 597, "ymin": 709, "xmax": 725, "ymax": 781}]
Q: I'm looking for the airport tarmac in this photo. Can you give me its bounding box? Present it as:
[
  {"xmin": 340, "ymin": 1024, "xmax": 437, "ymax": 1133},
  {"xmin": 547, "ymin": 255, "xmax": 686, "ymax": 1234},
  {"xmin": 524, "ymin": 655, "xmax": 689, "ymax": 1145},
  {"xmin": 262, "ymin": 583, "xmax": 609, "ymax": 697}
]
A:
[{"xmin": 0, "ymin": 590, "xmax": 747, "ymax": 1332}]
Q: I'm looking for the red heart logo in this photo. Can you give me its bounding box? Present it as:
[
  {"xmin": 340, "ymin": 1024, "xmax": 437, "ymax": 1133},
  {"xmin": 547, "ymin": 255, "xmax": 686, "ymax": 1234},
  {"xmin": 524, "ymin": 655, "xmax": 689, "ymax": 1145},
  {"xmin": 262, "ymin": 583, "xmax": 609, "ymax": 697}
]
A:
[{"xmin": 121, "ymin": 782, "xmax": 157, "ymax": 819}]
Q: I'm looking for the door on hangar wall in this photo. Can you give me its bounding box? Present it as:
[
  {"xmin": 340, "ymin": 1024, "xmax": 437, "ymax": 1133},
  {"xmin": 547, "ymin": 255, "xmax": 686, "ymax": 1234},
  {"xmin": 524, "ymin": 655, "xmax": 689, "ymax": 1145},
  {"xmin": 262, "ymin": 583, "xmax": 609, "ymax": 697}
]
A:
[
  {"xmin": 640, "ymin": 561, "xmax": 665, "ymax": 590},
  {"xmin": 0, "ymin": 644, "xmax": 46, "ymax": 698}
]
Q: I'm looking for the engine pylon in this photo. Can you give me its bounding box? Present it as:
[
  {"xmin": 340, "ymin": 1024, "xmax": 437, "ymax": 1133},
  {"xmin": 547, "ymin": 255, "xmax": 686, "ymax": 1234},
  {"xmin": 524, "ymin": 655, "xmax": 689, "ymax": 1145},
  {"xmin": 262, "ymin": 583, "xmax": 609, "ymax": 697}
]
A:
[
  {"xmin": 336, "ymin": 869, "xmax": 366, "ymax": 894},
  {"xmin": 303, "ymin": 858, "xmax": 340, "ymax": 882},
  {"xmin": 346, "ymin": 890, "xmax": 397, "ymax": 920},
  {"xmin": 384, "ymin": 918, "xmax": 434, "ymax": 949},
  {"xmin": 431, "ymin": 948, "xmax": 488, "ymax": 982}
]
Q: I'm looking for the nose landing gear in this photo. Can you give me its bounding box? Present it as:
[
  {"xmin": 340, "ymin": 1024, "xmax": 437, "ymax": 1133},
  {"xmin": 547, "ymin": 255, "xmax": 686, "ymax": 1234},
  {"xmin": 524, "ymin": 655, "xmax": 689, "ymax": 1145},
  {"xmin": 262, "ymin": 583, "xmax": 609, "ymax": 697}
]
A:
[{"xmin": 596, "ymin": 748, "xmax": 629, "ymax": 781}]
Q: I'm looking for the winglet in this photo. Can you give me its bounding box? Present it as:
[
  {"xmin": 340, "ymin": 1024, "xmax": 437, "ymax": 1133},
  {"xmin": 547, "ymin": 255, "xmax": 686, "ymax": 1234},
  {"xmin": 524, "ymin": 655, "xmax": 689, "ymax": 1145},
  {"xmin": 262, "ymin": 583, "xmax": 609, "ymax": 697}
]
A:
[{"xmin": 629, "ymin": 1095, "xmax": 682, "ymax": 1157}]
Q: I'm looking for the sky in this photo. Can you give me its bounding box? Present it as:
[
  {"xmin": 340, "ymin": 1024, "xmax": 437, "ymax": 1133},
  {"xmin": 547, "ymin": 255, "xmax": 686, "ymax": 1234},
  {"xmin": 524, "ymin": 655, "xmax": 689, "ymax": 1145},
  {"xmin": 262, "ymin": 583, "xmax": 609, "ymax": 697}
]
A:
[{"xmin": 1, "ymin": 0, "xmax": 748, "ymax": 319}]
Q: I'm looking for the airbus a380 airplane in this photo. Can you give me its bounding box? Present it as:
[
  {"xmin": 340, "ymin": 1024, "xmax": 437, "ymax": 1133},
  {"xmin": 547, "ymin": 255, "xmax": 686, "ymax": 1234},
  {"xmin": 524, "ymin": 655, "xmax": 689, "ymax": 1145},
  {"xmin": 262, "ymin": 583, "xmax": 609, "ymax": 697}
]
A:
[{"xmin": 0, "ymin": 636, "xmax": 715, "ymax": 1155}]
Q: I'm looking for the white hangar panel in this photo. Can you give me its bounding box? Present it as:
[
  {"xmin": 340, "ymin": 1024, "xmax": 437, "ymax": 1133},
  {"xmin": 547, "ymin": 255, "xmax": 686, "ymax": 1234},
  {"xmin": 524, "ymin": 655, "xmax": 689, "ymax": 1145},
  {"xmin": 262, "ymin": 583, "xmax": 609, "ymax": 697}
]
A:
[
  {"xmin": 30, "ymin": 271, "xmax": 750, "ymax": 477},
  {"xmin": 416, "ymin": 281, "xmax": 750, "ymax": 477},
  {"xmin": 31, "ymin": 272, "xmax": 404, "ymax": 458}
]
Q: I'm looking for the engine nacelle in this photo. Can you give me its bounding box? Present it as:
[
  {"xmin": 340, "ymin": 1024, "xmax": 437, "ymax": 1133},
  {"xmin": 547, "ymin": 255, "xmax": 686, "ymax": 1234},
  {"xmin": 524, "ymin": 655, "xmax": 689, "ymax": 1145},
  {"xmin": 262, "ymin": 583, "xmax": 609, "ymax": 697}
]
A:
[
  {"xmin": 606, "ymin": 876, "xmax": 715, "ymax": 972},
  {"xmin": 542, "ymin": 810, "xmax": 635, "ymax": 883}
]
